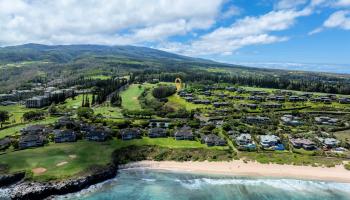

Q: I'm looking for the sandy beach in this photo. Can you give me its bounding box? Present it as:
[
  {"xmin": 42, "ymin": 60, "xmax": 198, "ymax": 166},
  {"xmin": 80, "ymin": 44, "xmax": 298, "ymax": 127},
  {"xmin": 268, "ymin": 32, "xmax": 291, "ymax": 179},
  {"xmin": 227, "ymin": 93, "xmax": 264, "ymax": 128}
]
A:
[{"xmin": 121, "ymin": 160, "xmax": 350, "ymax": 183}]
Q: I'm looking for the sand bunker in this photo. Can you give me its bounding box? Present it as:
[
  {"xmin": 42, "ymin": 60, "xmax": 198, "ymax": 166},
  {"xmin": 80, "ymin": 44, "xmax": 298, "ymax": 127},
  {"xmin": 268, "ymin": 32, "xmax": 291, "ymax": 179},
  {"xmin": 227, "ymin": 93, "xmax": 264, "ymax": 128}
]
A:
[
  {"xmin": 56, "ymin": 161, "xmax": 68, "ymax": 167},
  {"xmin": 32, "ymin": 167, "xmax": 47, "ymax": 175},
  {"xmin": 132, "ymin": 97, "xmax": 137, "ymax": 100},
  {"xmin": 69, "ymin": 154, "xmax": 77, "ymax": 159}
]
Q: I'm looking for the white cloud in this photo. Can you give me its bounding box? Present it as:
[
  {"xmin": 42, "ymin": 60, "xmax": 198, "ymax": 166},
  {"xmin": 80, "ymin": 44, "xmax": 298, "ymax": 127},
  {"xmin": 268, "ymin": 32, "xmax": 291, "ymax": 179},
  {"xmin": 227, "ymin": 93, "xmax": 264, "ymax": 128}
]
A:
[
  {"xmin": 334, "ymin": 0, "xmax": 350, "ymax": 7},
  {"xmin": 0, "ymin": 0, "xmax": 224, "ymax": 46},
  {"xmin": 221, "ymin": 5, "xmax": 242, "ymax": 18},
  {"xmin": 160, "ymin": 8, "xmax": 311, "ymax": 56},
  {"xmin": 324, "ymin": 10, "xmax": 350, "ymax": 29},
  {"xmin": 275, "ymin": 0, "xmax": 308, "ymax": 10},
  {"xmin": 310, "ymin": 10, "xmax": 350, "ymax": 34}
]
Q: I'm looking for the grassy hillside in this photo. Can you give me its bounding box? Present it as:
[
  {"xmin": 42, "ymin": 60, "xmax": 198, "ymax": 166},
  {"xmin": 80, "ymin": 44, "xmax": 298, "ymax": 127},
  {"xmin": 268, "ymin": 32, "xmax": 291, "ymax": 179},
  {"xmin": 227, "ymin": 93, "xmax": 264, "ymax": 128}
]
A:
[{"xmin": 0, "ymin": 138, "xmax": 227, "ymax": 181}]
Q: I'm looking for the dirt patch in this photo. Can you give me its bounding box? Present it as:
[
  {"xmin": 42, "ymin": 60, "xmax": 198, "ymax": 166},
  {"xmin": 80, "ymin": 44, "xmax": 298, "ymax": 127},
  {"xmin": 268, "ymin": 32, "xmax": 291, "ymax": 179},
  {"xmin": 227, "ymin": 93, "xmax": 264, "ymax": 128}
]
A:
[
  {"xmin": 56, "ymin": 161, "xmax": 68, "ymax": 167},
  {"xmin": 32, "ymin": 167, "xmax": 47, "ymax": 175},
  {"xmin": 69, "ymin": 154, "xmax": 77, "ymax": 159}
]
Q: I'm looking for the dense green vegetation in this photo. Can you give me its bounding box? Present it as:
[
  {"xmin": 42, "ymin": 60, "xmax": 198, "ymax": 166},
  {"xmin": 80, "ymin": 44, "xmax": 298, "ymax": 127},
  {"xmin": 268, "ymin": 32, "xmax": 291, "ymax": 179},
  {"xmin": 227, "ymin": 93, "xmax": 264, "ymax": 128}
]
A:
[
  {"xmin": 113, "ymin": 145, "xmax": 233, "ymax": 164},
  {"xmin": 240, "ymin": 151, "xmax": 344, "ymax": 167},
  {"xmin": 1, "ymin": 44, "xmax": 350, "ymax": 95},
  {"xmin": 152, "ymin": 85, "xmax": 176, "ymax": 99}
]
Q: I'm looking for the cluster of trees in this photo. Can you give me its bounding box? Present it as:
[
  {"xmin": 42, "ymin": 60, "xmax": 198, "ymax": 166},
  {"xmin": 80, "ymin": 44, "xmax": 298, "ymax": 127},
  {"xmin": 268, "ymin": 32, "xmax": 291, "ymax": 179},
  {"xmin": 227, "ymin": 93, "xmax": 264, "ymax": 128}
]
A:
[
  {"xmin": 152, "ymin": 85, "xmax": 177, "ymax": 99},
  {"xmin": 77, "ymin": 107, "xmax": 94, "ymax": 119},
  {"xmin": 93, "ymin": 78, "xmax": 127, "ymax": 105},
  {"xmin": 81, "ymin": 94, "xmax": 91, "ymax": 107},
  {"xmin": 0, "ymin": 111, "xmax": 10, "ymax": 128},
  {"xmin": 122, "ymin": 109, "xmax": 154, "ymax": 118},
  {"xmin": 110, "ymin": 93, "xmax": 122, "ymax": 107},
  {"xmin": 23, "ymin": 111, "xmax": 45, "ymax": 121},
  {"xmin": 133, "ymin": 68, "xmax": 350, "ymax": 95}
]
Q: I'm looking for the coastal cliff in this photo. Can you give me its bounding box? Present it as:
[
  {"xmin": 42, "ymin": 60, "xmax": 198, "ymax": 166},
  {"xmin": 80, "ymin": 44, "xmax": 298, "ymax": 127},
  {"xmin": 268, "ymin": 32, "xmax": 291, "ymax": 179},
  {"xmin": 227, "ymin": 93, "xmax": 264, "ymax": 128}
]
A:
[{"xmin": 4, "ymin": 164, "xmax": 117, "ymax": 200}]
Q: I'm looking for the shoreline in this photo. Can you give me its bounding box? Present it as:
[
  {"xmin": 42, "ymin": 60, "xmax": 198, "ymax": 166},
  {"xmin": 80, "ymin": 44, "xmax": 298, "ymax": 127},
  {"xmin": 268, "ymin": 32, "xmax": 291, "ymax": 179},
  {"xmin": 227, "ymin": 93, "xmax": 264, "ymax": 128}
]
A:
[{"xmin": 121, "ymin": 160, "xmax": 350, "ymax": 183}]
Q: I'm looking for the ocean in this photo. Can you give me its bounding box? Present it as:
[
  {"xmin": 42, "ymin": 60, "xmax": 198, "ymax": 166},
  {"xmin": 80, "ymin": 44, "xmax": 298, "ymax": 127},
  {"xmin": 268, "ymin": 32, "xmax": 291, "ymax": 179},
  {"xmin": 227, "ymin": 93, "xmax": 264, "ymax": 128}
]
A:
[{"xmin": 56, "ymin": 169, "xmax": 350, "ymax": 200}]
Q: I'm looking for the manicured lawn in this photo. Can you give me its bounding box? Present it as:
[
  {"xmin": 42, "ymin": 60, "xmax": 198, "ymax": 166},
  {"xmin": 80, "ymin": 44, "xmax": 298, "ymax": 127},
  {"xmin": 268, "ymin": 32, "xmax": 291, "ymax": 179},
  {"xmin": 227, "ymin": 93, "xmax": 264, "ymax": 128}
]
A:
[
  {"xmin": 0, "ymin": 137, "xmax": 228, "ymax": 181},
  {"xmin": 94, "ymin": 105, "xmax": 123, "ymax": 119},
  {"xmin": 120, "ymin": 84, "xmax": 144, "ymax": 110},
  {"xmin": 166, "ymin": 94, "xmax": 210, "ymax": 110},
  {"xmin": 0, "ymin": 104, "xmax": 38, "ymax": 125},
  {"xmin": 334, "ymin": 130, "xmax": 350, "ymax": 141},
  {"xmin": 0, "ymin": 141, "xmax": 115, "ymax": 181},
  {"xmin": 64, "ymin": 95, "xmax": 92, "ymax": 109},
  {"xmin": 89, "ymin": 75, "xmax": 111, "ymax": 80}
]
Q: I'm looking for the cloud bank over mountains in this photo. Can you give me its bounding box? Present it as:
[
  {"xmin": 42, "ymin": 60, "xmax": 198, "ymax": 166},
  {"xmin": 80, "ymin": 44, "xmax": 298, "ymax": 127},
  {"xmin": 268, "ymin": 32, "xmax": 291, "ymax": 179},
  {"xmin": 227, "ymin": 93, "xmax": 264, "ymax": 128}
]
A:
[{"xmin": 0, "ymin": 0, "xmax": 349, "ymax": 68}]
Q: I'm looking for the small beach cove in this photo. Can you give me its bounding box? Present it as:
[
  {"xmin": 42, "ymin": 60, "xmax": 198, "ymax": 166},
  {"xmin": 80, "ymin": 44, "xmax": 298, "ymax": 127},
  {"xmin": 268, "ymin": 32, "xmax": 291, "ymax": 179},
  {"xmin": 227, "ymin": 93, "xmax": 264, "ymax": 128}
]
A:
[{"xmin": 120, "ymin": 160, "xmax": 350, "ymax": 183}]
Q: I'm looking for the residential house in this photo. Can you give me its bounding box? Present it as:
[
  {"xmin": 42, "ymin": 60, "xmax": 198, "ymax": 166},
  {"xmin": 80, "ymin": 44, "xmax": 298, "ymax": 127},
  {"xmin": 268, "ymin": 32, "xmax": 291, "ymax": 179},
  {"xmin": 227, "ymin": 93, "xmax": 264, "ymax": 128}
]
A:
[
  {"xmin": 315, "ymin": 116, "xmax": 339, "ymax": 125},
  {"xmin": 267, "ymin": 96, "xmax": 285, "ymax": 102},
  {"xmin": 55, "ymin": 117, "xmax": 78, "ymax": 129},
  {"xmin": 148, "ymin": 128, "xmax": 167, "ymax": 138},
  {"xmin": 201, "ymin": 134, "xmax": 226, "ymax": 146},
  {"xmin": 0, "ymin": 101, "xmax": 17, "ymax": 106},
  {"xmin": 241, "ymin": 104, "xmax": 257, "ymax": 110},
  {"xmin": 120, "ymin": 128, "xmax": 141, "ymax": 140},
  {"xmin": 21, "ymin": 125, "xmax": 47, "ymax": 135},
  {"xmin": 202, "ymin": 91, "xmax": 212, "ymax": 96},
  {"xmin": 245, "ymin": 116, "xmax": 271, "ymax": 124},
  {"xmin": 230, "ymin": 96, "xmax": 245, "ymax": 100},
  {"xmin": 54, "ymin": 129, "xmax": 77, "ymax": 143},
  {"xmin": 262, "ymin": 103, "xmax": 283, "ymax": 109},
  {"xmin": 248, "ymin": 96, "xmax": 264, "ymax": 102},
  {"xmin": 213, "ymin": 102, "xmax": 230, "ymax": 108},
  {"xmin": 85, "ymin": 127, "xmax": 111, "ymax": 142},
  {"xmin": 311, "ymin": 96, "xmax": 332, "ymax": 104},
  {"xmin": 251, "ymin": 91, "xmax": 269, "ymax": 96},
  {"xmin": 290, "ymin": 138, "xmax": 316, "ymax": 150},
  {"xmin": 174, "ymin": 126, "xmax": 194, "ymax": 140},
  {"xmin": 281, "ymin": 115, "xmax": 303, "ymax": 126},
  {"xmin": 184, "ymin": 97, "xmax": 194, "ymax": 102},
  {"xmin": 235, "ymin": 133, "xmax": 256, "ymax": 150},
  {"xmin": 216, "ymin": 93, "xmax": 228, "ymax": 98},
  {"xmin": 193, "ymin": 100, "xmax": 211, "ymax": 105},
  {"xmin": 260, "ymin": 135, "xmax": 280, "ymax": 148},
  {"xmin": 289, "ymin": 96, "xmax": 306, "ymax": 102},
  {"xmin": 225, "ymin": 87, "xmax": 237, "ymax": 92},
  {"xmin": 339, "ymin": 98, "xmax": 350, "ymax": 104},
  {"xmin": 0, "ymin": 137, "xmax": 11, "ymax": 150},
  {"xmin": 0, "ymin": 94, "xmax": 16, "ymax": 102},
  {"xmin": 19, "ymin": 134, "xmax": 45, "ymax": 149},
  {"xmin": 318, "ymin": 138, "xmax": 340, "ymax": 149}
]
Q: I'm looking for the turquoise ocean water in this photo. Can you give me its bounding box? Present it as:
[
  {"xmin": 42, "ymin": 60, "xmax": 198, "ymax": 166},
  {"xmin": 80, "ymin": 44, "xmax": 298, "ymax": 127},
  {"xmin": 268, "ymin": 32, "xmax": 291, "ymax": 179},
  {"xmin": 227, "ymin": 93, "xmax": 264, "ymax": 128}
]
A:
[{"xmin": 56, "ymin": 169, "xmax": 350, "ymax": 200}]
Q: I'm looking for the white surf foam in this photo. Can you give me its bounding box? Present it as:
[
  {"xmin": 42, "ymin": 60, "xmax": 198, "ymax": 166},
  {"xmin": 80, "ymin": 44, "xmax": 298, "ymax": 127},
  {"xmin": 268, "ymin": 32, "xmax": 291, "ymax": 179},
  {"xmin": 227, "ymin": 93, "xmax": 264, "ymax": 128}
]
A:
[{"xmin": 175, "ymin": 177, "xmax": 350, "ymax": 194}]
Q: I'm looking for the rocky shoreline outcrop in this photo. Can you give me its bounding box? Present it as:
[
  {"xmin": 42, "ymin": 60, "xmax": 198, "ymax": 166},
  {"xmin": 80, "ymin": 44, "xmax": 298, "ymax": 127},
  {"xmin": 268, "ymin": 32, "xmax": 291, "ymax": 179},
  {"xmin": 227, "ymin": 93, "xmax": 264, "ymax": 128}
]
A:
[
  {"xmin": 1, "ymin": 164, "xmax": 118, "ymax": 200},
  {"xmin": 0, "ymin": 172, "xmax": 26, "ymax": 187}
]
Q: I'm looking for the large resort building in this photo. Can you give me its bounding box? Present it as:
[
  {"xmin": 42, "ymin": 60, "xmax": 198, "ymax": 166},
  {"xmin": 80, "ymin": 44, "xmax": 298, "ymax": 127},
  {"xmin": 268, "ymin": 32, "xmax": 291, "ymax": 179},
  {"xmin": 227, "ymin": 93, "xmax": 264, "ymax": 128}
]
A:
[{"xmin": 25, "ymin": 96, "xmax": 50, "ymax": 108}]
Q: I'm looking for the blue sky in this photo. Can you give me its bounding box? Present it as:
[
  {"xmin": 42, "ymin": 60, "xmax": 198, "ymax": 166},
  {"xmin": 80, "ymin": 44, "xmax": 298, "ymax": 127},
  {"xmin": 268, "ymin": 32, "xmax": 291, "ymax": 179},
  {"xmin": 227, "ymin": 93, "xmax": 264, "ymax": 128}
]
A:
[{"xmin": 0, "ymin": 0, "xmax": 349, "ymax": 73}]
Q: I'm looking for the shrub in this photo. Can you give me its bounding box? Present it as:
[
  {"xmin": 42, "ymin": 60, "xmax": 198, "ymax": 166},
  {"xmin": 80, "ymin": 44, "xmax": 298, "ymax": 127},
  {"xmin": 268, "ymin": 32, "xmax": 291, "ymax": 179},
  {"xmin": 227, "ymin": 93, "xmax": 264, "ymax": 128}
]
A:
[
  {"xmin": 152, "ymin": 86, "xmax": 176, "ymax": 99},
  {"xmin": 23, "ymin": 111, "xmax": 45, "ymax": 121},
  {"xmin": 77, "ymin": 107, "xmax": 94, "ymax": 119}
]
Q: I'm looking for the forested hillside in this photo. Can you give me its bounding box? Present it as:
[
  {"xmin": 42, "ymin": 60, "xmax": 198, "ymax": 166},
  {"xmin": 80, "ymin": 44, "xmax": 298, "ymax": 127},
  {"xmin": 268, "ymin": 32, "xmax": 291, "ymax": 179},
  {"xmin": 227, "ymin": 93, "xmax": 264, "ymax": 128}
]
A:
[{"xmin": 1, "ymin": 44, "xmax": 350, "ymax": 94}]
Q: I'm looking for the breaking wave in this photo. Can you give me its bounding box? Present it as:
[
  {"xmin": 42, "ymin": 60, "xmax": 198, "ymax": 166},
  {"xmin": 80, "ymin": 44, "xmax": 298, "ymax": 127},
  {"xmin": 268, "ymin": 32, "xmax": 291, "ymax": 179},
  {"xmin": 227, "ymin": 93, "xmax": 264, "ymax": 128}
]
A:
[{"xmin": 175, "ymin": 177, "xmax": 350, "ymax": 193}]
